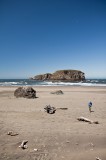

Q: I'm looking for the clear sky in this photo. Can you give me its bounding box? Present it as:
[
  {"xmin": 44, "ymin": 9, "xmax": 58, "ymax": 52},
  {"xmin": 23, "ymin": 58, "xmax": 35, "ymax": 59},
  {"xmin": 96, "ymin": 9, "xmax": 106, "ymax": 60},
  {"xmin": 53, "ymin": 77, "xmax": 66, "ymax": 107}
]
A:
[{"xmin": 0, "ymin": 0, "xmax": 106, "ymax": 79}]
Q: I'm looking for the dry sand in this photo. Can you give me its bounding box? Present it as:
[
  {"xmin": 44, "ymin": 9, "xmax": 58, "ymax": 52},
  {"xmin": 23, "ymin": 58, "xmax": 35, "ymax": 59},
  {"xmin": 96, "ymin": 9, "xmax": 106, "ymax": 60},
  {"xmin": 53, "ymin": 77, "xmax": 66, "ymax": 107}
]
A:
[{"xmin": 0, "ymin": 86, "xmax": 106, "ymax": 160}]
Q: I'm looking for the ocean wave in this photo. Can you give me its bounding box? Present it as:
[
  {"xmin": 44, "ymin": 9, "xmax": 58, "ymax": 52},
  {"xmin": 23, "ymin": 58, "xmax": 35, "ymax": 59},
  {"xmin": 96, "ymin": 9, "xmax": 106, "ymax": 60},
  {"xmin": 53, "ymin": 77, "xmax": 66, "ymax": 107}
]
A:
[
  {"xmin": 0, "ymin": 79, "xmax": 106, "ymax": 87},
  {"xmin": 0, "ymin": 81, "xmax": 23, "ymax": 86},
  {"xmin": 4, "ymin": 82, "xmax": 19, "ymax": 84},
  {"xmin": 36, "ymin": 81, "xmax": 106, "ymax": 87}
]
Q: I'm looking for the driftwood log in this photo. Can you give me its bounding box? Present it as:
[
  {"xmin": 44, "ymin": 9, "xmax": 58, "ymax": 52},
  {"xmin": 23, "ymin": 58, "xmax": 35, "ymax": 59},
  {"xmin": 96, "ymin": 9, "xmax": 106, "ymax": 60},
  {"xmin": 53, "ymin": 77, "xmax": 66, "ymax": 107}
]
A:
[
  {"xmin": 50, "ymin": 90, "xmax": 64, "ymax": 95},
  {"xmin": 44, "ymin": 105, "xmax": 68, "ymax": 114},
  {"xmin": 57, "ymin": 107, "xmax": 68, "ymax": 110},
  {"xmin": 77, "ymin": 117, "xmax": 99, "ymax": 124},
  {"xmin": 96, "ymin": 157, "xmax": 102, "ymax": 160},
  {"xmin": 19, "ymin": 140, "xmax": 28, "ymax": 149},
  {"xmin": 7, "ymin": 131, "xmax": 19, "ymax": 136},
  {"xmin": 44, "ymin": 105, "xmax": 56, "ymax": 114}
]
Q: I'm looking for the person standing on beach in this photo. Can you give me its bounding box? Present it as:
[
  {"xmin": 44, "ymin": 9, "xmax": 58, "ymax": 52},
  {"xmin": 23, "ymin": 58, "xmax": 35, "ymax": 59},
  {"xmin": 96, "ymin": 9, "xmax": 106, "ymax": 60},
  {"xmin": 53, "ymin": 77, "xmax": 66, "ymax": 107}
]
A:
[{"xmin": 88, "ymin": 101, "xmax": 92, "ymax": 112}]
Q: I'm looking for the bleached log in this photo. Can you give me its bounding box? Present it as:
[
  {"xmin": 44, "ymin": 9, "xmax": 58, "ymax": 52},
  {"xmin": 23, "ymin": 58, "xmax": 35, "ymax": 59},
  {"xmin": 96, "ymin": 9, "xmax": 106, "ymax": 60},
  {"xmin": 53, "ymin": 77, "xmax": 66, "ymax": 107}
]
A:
[
  {"xmin": 77, "ymin": 117, "xmax": 99, "ymax": 124},
  {"xmin": 19, "ymin": 140, "xmax": 28, "ymax": 149},
  {"xmin": 7, "ymin": 131, "xmax": 19, "ymax": 136},
  {"xmin": 96, "ymin": 157, "xmax": 102, "ymax": 160}
]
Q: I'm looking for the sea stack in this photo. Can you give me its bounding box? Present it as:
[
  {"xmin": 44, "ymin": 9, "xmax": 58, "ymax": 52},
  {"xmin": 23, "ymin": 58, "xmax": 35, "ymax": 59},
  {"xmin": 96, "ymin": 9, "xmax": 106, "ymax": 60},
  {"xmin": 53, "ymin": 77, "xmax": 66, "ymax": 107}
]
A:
[{"xmin": 31, "ymin": 69, "xmax": 85, "ymax": 82}]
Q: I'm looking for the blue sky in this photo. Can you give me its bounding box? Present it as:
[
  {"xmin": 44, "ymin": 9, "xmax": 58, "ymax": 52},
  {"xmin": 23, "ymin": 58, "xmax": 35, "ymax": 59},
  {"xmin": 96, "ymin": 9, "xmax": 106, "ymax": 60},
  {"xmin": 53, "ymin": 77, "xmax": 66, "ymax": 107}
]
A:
[{"xmin": 0, "ymin": 0, "xmax": 106, "ymax": 79}]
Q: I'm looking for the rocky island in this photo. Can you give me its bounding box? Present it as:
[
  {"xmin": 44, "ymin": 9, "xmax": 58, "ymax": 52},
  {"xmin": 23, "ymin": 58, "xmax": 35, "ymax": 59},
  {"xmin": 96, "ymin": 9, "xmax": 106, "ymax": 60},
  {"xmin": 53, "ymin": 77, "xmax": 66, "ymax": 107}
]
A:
[{"xmin": 31, "ymin": 69, "xmax": 85, "ymax": 82}]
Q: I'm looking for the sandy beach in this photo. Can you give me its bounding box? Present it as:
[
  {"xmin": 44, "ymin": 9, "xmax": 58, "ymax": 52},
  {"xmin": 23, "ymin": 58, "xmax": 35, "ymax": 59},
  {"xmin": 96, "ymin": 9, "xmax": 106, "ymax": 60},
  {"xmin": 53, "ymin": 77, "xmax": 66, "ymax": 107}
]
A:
[{"xmin": 0, "ymin": 86, "xmax": 106, "ymax": 160}]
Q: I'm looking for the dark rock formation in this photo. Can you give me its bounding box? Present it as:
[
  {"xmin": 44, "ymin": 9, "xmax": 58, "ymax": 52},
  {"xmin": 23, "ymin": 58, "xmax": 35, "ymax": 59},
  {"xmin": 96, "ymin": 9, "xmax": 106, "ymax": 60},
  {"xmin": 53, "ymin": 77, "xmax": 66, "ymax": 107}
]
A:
[
  {"xmin": 33, "ymin": 73, "xmax": 52, "ymax": 81},
  {"xmin": 14, "ymin": 87, "xmax": 36, "ymax": 98},
  {"xmin": 32, "ymin": 70, "xmax": 85, "ymax": 82}
]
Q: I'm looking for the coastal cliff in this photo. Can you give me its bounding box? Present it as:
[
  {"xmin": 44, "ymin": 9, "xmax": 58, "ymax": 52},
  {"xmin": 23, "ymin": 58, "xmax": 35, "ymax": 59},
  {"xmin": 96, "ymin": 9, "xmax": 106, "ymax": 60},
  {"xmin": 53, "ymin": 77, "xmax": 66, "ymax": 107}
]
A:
[{"xmin": 31, "ymin": 70, "xmax": 85, "ymax": 82}]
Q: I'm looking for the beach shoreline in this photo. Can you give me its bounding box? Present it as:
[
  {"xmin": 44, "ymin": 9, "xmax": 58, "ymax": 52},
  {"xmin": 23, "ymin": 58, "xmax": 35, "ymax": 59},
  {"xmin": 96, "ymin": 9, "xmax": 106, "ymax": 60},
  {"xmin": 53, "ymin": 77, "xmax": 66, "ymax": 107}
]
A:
[{"xmin": 0, "ymin": 86, "xmax": 106, "ymax": 160}]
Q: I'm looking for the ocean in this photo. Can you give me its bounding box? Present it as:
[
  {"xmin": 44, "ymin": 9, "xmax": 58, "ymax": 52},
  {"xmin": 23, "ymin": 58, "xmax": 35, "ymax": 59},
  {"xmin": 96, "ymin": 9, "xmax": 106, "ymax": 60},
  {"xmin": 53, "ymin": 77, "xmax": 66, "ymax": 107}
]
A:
[{"xmin": 0, "ymin": 79, "xmax": 106, "ymax": 87}]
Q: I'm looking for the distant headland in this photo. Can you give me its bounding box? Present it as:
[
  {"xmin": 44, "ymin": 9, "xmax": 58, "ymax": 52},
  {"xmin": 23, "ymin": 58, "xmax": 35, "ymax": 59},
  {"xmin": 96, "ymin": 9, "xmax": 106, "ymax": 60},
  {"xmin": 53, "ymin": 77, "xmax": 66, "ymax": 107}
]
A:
[{"xmin": 30, "ymin": 69, "xmax": 85, "ymax": 82}]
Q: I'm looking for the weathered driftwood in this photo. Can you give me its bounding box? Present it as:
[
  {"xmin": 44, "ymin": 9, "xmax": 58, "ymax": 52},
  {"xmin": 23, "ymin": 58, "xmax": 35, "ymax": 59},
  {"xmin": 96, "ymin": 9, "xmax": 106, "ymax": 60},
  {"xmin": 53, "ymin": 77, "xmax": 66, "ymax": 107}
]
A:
[
  {"xmin": 34, "ymin": 148, "xmax": 38, "ymax": 151},
  {"xmin": 19, "ymin": 140, "xmax": 28, "ymax": 149},
  {"xmin": 96, "ymin": 157, "xmax": 102, "ymax": 160},
  {"xmin": 77, "ymin": 117, "xmax": 99, "ymax": 124},
  {"xmin": 50, "ymin": 90, "xmax": 64, "ymax": 95},
  {"xmin": 57, "ymin": 107, "xmax": 68, "ymax": 110},
  {"xmin": 44, "ymin": 105, "xmax": 56, "ymax": 114},
  {"xmin": 7, "ymin": 131, "xmax": 19, "ymax": 136}
]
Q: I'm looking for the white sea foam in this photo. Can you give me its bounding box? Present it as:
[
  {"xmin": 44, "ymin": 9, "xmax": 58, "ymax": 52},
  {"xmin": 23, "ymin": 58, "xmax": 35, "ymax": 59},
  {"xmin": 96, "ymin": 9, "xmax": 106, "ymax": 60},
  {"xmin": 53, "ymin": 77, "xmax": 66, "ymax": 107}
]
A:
[
  {"xmin": 37, "ymin": 81, "xmax": 106, "ymax": 87},
  {"xmin": 0, "ymin": 81, "xmax": 22, "ymax": 86},
  {"xmin": 0, "ymin": 79, "xmax": 106, "ymax": 87}
]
